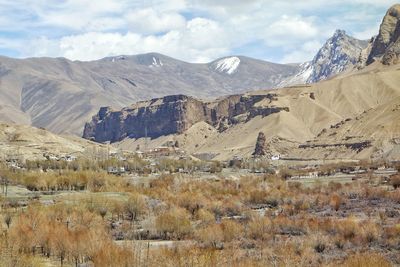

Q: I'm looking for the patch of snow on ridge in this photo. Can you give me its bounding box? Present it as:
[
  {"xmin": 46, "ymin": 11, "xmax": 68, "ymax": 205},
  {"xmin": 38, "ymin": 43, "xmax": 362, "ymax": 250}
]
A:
[
  {"xmin": 299, "ymin": 62, "xmax": 313, "ymax": 81},
  {"xmin": 278, "ymin": 62, "xmax": 313, "ymax": 87},
  {"xmin": 150, "ymin": 57, "xmax": 163, "ymax": 67},
  {"xmin": 215, "ymin": 57, "xmax": 240, "ymax": 75},
  {"xmin": 111, "ymin": 56, "xmax": 127, "ymax": 62}
]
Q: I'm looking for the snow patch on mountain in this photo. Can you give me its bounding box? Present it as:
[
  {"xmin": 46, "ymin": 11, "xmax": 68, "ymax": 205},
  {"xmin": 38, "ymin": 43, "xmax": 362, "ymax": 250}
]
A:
[
  {"xmin": 278, "ymin": 62, "xmax": 313, "ymax": 87},
  {"xmin": 111, "ymin": 56, "xmax": 127, "ymax": 62},
  {"xmin": 149, "ymin": 57, "xmax": 163, "ymax": 67},
  {"xmin": 214, "ymin": 57, "xmax": 241, "ymax": 74},
  {"xmin": 293, "ymin": 62, "xmax": 314, "ymax": 83}
]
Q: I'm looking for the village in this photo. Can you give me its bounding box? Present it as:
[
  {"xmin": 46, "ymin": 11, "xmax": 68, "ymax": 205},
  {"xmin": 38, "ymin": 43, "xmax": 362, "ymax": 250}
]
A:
[
  {"xmin": 1, "ymin": 132, "xmax": 400, "ymax": 266},
  {"xmin": 1, "ymin": 138, "xmax": 399, "ymax": 189},
  {"xmin": 0, "ymin": 148, "xmax": 399, "ymax": 266}
]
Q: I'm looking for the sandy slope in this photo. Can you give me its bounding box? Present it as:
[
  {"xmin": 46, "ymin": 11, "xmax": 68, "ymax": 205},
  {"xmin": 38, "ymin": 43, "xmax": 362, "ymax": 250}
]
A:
[
  {"xmin": 115, "ymin": 63, "xmax": 400, "ymax": 161},
  {"xmin": 0, "ymin": 123, "xmax": 113, "ymax": 161}
]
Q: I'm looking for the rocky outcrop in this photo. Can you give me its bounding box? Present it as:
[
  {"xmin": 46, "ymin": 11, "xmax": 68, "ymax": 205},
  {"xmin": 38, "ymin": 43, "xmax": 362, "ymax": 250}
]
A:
[
  {"xmin": 298, "ymin": 141, "xmax": 372, "ymax": 153},
  {"xmin": 307, "ymin": 30, "xmax": 367, "ymax": 83},
  {"xmin": 283, "ymin": 4, "xmax": 400, "ymax": 86},
  {"xmin": 83, "ymin": 94, "xmax": 289, "ymax": 143},
  {"xmin": 281, "ymin": 30, "xmax": 367, "ymax": 86},
  {"xmin": 367, "ymin": 4, "xmax": 400, "ymax": 65},
  {"xmin": 253, "ymin": 132, "xmax": 267, "ymax": 156},
  {"xmin": 83, "ymin": 95, "xmax": 208, "ymax": 142}
]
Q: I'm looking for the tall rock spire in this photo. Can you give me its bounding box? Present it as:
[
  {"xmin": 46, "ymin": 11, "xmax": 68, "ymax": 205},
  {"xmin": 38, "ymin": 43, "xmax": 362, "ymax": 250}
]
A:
[{"xmin": 367, "ymin": 4, "xmax": 400, "ymax": 65}]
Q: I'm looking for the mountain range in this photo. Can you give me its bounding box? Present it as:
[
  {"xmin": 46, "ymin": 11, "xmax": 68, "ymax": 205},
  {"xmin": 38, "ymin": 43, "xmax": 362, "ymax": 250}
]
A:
[
  {"xmin": 83, "ymin": 4, "xmax": 400, "ymax": 161},
  {"xmin": 84, "ymin": 62, "xmax": 400, "ymax": 161},
  {"xmin": 0, "ymin": 27, "xmax": 370, "ymax": 136},
  {"xmin": 0, "ymin": 4, "xmax": 399, "ymax": 162}
]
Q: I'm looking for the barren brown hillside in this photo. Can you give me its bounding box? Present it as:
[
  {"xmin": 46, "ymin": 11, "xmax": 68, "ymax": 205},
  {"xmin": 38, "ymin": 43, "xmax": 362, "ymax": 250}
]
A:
[
  {"xmin": 0, "ymin": 123, "xmax": 114, "ymax": 161},
  {"xmin": 115, "ymin": 63, "xmax": 400, "ymax": 161}
]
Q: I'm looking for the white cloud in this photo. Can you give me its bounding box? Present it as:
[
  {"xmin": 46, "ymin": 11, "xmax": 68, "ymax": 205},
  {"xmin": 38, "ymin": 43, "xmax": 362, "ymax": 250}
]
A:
[
  {"xmin": 353, "ymin": 24, "xmax": 380, "ymax": 40},
  {"xmin": 263, "ymin": 15, "xmax": 319, "ymax": 46},
  {"xmin": 281, "ymin": 40, "xmax": 322, "ymax": 63},
  {"xmin": 0, "ymin": 0, "xmax": 398, "ymax": 62},
  {"xmin": 184, "ymin": 18, "xmax": 228, "ymax": 49},
  {"xmin": 33, "ymin": 0, "xmax": 126, "ymax": 31},
  {"xmin": 25, "ymin": 17, "xmax": 231, "ymax": 63},
  {"xmin": 125, "ymin": 8, "xmax": 186, "ymax": 33}
]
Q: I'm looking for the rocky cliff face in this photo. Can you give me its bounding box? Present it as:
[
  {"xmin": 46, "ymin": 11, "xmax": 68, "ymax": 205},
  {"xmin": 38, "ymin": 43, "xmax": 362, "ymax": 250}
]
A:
[
  {"xmin": 83, "ymin": 94, "xmax": 289, "ymax": 143},
  {"xmin": 252, "ymin": 132, "xmax": 267, "ymax": 156},
  {"xmin": 307, "ymin": 30, "xmax": 368, "ymax": 83},
  {"xmin": 280, "ymin": 30, "xmax": 367, "ymax": 86},
  {"xmin": 367, "ymin": 4, "xmax": 400, "ymax": 65},
  {"xmin": 83, "ymin": 95, "xmax": 207, "ymax": 142}
]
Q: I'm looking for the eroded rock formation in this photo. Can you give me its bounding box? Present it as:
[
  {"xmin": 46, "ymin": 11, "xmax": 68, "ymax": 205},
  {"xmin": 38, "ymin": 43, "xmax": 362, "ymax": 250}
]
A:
[
  {"xmin": 367, "ymin": 4, "xmax": 400, "ymax": 65},
  {"xmin": 83, "ymin": 94, "xmax": 289, "ymax": 143},
  {"xmin": 253, "ymin": 132, "xmax": 267, "ymax": 156}
]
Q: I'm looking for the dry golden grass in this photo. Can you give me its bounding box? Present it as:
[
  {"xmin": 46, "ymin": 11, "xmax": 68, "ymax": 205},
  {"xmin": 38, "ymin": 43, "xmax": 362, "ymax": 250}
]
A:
[
  {"xmin": 340, "ymin": 252, "xmax": 392, "ymax": 267},
  {"xmin": 330, "ymin": 193, "xmax": 342, "ymax": 211},
  {"xmin": 155, "ymin": 207, "xmax": 192, "ymax": 239},
  {"xmin": 0, "ymin": 162, "xmax": 399, "ymax": 266}
]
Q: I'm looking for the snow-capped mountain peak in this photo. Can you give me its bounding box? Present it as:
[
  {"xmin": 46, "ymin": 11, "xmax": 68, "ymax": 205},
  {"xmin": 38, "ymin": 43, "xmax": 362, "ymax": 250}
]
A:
[
  {"xmin": 304, "ymin": 29, "xmax": 368, "ymax": 83},
  {"xmin": 214, "ymin": 57, "xmax": 241, "ymax": 75},
  {"xmin": 281, "ymin": 30, "xmax": 368, "ymax": 86}
]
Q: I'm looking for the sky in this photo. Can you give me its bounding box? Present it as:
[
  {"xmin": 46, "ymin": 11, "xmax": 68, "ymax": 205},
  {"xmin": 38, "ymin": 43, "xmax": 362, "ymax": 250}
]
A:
[{"xmin": 0, "ymin": 0, "xmax": 397, "ymax": 63}]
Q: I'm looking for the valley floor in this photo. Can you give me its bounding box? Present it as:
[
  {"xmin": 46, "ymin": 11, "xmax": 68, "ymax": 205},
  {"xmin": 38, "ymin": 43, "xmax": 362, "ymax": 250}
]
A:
[{"xmin": 0, "ymin": 158, "xmax": 399, "ymax": 266}]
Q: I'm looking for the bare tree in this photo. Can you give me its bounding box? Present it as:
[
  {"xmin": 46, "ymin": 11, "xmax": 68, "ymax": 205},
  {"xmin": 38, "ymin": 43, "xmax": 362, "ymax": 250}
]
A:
[
  {"xmin": 124, "ymin": 194, "xmax": 146, "ymax": 223},
  {"xmin": 4, "ymin": 213, "xmax": 12, "ymax": 229}
]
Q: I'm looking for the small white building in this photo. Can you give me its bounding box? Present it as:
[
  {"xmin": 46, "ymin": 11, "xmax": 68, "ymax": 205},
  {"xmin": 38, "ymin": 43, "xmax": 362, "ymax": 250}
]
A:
[
  {"xmin": 48, "ymin": 155, "xmax": 59, "ymax": 161},
  {"xmin": 65, "ymin": 155, "xmax": 77, "ymax": 162},
  {"xmin": 271, "ymin": 155, "xmax": 280, "ymax": 161},
  {"xmin": 107, "ymin": 166, "xmax": 126, "ymax": 175}
]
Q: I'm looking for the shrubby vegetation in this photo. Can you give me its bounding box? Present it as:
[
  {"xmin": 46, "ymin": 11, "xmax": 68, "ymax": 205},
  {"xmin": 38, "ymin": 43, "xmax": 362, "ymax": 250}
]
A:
[
  {"xmin": 0, "ymin": 160, "xmax": 399, "ymax": 266},
  {"xmin": 23, "ymin": 156, "xmax": 224, "ymax": 174}
]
